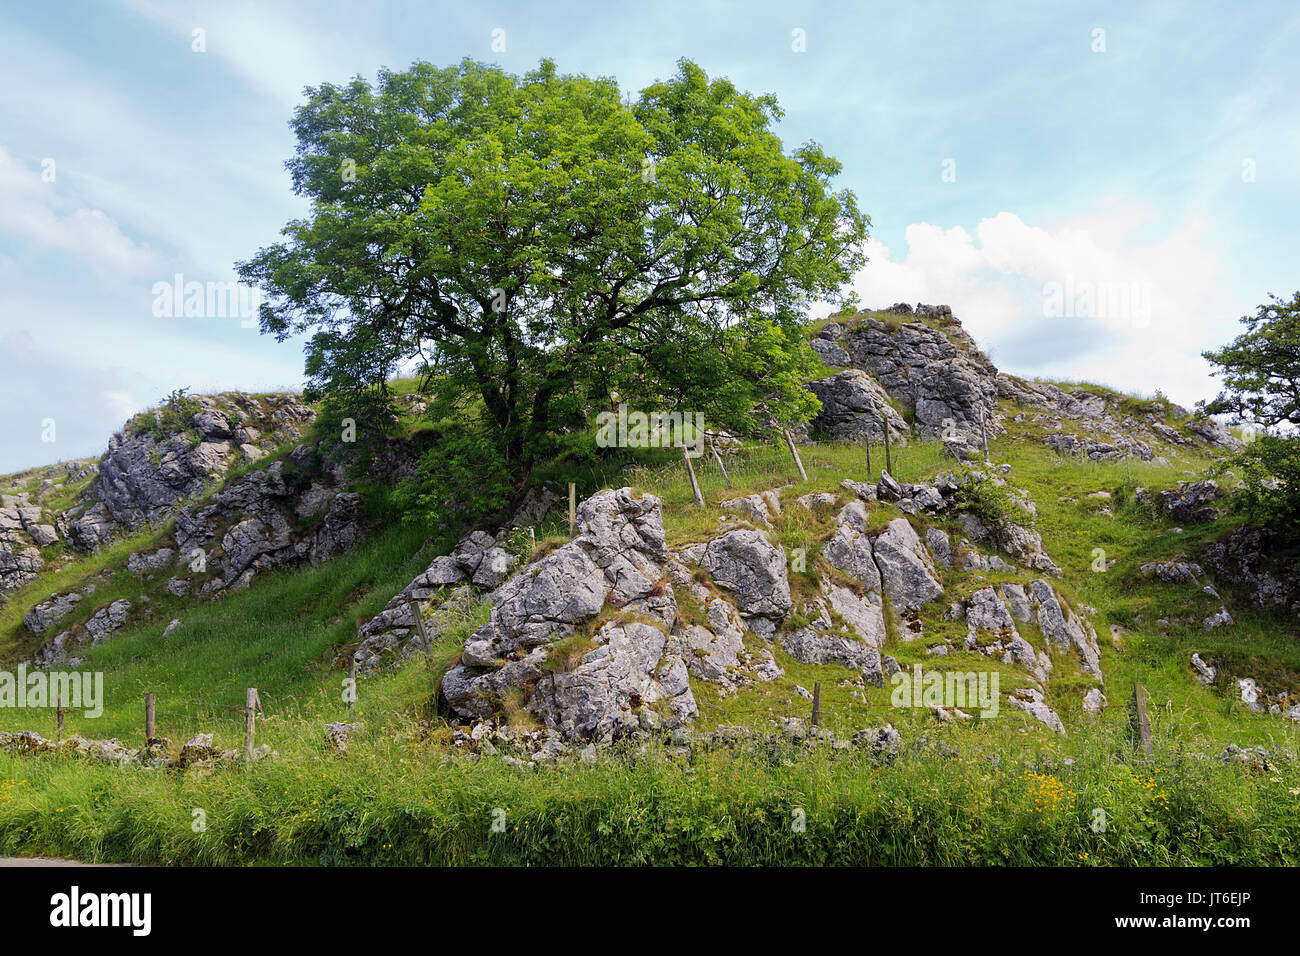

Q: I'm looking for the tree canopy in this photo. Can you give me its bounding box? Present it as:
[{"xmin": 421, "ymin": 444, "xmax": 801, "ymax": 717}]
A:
[
  {"xmin": 238, "ymin": 58, "xmax": 867, "ymax": 486},
  {"xmin": 1202, "ymin": 291, "xmax": 1300, "ymax": 428},
  {"xmin": 1202, "ymin": 292, "xmax": 1300, "ymax": 530}
]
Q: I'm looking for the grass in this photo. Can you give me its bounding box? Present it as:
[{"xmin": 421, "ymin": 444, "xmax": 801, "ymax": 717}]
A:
[
  {"xmin": 1, "ymin": 712, "xmax": 1296, "ymax": 865},
  {"xmin": 1, "ymin": 378, "xmax": 1299, "ymax": 865}
]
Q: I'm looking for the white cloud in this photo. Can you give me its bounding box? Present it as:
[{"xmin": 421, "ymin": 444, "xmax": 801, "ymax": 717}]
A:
[
  {"xmin": 842, "ymin": 202, "xmax": 1247, "ymax": 409},
  {"xmin": 117, "ymin": 0, "xmax": 388, "ymax": 106},
  {"xmin": 103, "ymin": 391, "xmax": 138, "ymax": 423},
  {"xmin": 0, "ymin": 146, "xmax": 162, "ymax": 278}
]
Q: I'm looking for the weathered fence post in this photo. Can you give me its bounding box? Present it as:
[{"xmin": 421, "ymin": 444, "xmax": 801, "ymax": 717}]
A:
[
  {"xmin": 882, "ymin": 416, "xmax": 893, "ymax": 475},
  {"xmin": 407, "ymin": 598, "xmax": 433, "ymax": 658},
  {"xmin": 568, "ymin": 482, "xmax": 577, "ymax": 537},
  {"xmin": 145, "ymin": 692, "xmax": 156, "ymax": 742},
  {"xmin": 244, "ymin": 687, "xmax": 258, "ymax": 760},
  {"xmin": 979, "ymin": 410, "xmax": 991, "ymax": 462},
  {"xmin": 811, "ymin": 682, "xmax": 822, "ymax": 729},
  {"xmin": 711, "ymin": 442, "xmax": 733, "ymax": 490},
  {"xmin": 1133, "ymin": 683, "xmax": 1153, "ymax": 755},
  {"xmin": 782, "ymin": 428, "xmax": 808, "ymax": 482},
  {"xmin": 56, "ymin": 694, "xmax": 63, "ymax": 745},
  {"xmin": 864, "ymin": 438, "xmax": 871, "ymax": 479},
  {"xmin": 681, "ymin": 443, "xmax": 705, "ymax": 507}
]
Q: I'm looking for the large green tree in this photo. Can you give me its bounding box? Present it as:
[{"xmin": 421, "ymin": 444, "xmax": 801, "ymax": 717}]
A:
[{"xmin": 238, "ymin": 58, "xmax": 866, "ymax": 482}]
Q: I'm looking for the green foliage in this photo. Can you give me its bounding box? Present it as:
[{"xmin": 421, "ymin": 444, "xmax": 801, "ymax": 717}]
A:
[
  {"xmin": 1202, "ymin": 293, "xmax": 1300, "ymax": 534},
  {"xmin": 1216, "ymin": 434, "xmax": 1300, "ymax": 528},
  {"xmin": 1202, "ymin": 291, "xmax": 1300, "ymax": 428},
  {"xmin": 2, "ymin": 726, "xmax": 1297, "ymax": 865},
  {"xmin": 398, "ymin": 424, "xmax": 518, "ymax": 527},
  {"xmin": 238, "ymin": 57, "xmax": 867, "ymax": 479},
  {"xmin": 126, "ymin": 388, "xmax": 203, "ymax": 441},
  {"xmin": 952, "ymin": 468, "xmax": 1031, "ymax": 540}
]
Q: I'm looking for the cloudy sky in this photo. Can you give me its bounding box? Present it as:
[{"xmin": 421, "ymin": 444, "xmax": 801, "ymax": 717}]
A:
[{"xmin": 1, "ymin": 0, "xmax": 1297, "ymax": 473}]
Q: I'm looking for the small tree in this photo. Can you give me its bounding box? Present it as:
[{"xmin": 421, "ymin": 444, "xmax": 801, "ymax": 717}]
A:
[{"xmin": 1202, "ymin": 292, "xmax": 1300, "ymax": 527}]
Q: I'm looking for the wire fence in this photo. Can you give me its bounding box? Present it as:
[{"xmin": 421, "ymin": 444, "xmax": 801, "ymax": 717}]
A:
[{"xmin": 628, "ymin": 435, "xmax": 941, "ymax": 503}]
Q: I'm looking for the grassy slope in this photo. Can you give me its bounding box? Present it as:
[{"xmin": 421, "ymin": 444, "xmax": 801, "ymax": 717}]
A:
[{"xmin": 0, "ymin": 389, "xmax": 1298, "ymax": 864}]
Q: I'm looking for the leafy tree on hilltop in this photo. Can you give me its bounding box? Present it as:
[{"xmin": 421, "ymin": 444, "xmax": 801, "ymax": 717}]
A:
[
  {"xmin": 238, "ymin": 58, "xmax": 867, "ymax": 494},
  {"xmin": 1202, "ymin": 292, "xmax": 1300, "ymax": 526}
]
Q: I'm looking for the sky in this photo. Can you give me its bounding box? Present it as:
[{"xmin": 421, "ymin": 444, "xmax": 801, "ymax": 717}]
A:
[{"xmin": 1, "ymin": 0, "xmax": 1297, "ymax": 473}]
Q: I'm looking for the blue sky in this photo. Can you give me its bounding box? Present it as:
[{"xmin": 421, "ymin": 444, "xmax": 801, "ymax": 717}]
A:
[{"xmin": 1, "ymin": 0, "xmax": 1297, "ymax": 473}]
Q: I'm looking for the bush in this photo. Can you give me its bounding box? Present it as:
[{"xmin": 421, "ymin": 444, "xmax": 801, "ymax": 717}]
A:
[
  {"xmin": 1218, "ymin": 434, "xmax": 1300, "ymax": 531},
  {"xmin": 953, "ymin": 468, "xmax": 1030, "ymax": 536},
  {"xmin": 126, "ymin": 388, "xmax": 204, "ymax": 440}
]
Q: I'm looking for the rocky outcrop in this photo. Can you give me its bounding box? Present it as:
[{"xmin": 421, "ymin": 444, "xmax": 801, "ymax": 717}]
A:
[
  {"xmin": 1007, "ymin": 687, "xmax": 1065, "ymax": 734},
  {"xmin": 346, "ymin": 524, "xmax": 524, "ymax": 673},
  {"xmin": 1201, "ymin": 526, "xmax": 1299, "ymax": 613},
  {"xmin": 1027, "ymin": 580, "xmax": 1102, "ymax": 680},
  {"xmin": 815, "ymin": 304, "xmax": 999, "ymax": 443},
  {"xmin": 0, "ymin": 493, "xmax": 59, "ymax": 553},
  {"xmin": 676, "ymin": 597, "xmax": 783, "ymax": 696},
  {"xmin": 1139, "ymin": 558, "xmax": 1204, "ymax": 584},
  {"xmin": 719, "ymin": 490, "xmax": 783, "ymax": 529},
  {"xmin": 1136, "ymin": 480, "xmax": 1225, "ymax": 523},
  {"xmin": 33, "ymin": 597, "xmax": 131, "ymax": 665},
  {"xmin": 0, "ymin": 545, "xmax": 42, "ymax": 597},
  {"xmin": 957, "ymin": 511, "xmax": 1060, "ymax": 576},
  {"xmin": 997, "ymin": 375, "xmax": 1234, "ymax": 460},
  {"xmin": 807, "ymin": 370, "xmax": 910, "ymax": 443},
  {"xmin": 23, "ymin": 590, "xmax": 88, "ymax": 636},
  {"xmin": 822, "ymin": 501, "xmax": 883, "ymax": 587},
  {"xmin": 527, "ymin": 619, "xmax": 697, "ymax": 741},
  {"xmin": 0, "ymin": 492, "xmax": 57, "ymax": 595},
  {"xmin": 963, "ymin": 587, "xmax": 1050, "ymax": 683},
  {"xmin": 172, "ymin": 460, "xmax": 362, "ymax": 594},
  {"xmin": 699, "ymin": 529, "xmax": 791, "ymax": 637},
  {"xmin": 65, "ymin": 393, "xmax": 316, "ymax": 551},
  {"xmin": 872, "ymin": 517, "xmax": 944, "ymax": 614},
  {"xmin": 442, "ymin": 489, "xmax": 694, "ymax": 741}
]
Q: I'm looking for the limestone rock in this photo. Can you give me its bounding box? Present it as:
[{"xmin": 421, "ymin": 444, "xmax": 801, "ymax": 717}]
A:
[
  {"xmin": 23, "ymin": 591, "xmax": 83, "ymax": 636},
  {"xmin": 822, "ymin": 501, "xmax": 882, "ymax": 592},
  {"xmin": 527, "ymin": 620, "xmax": 697, "ymax": 741},
  {"xmin": 872, "ymin": 517, "xmax": 943, "ymax": 611},
  {"xmin": 700, "ymin": 528, "xmax": 791, "ymax": 631},
  {"xmin": 1007, "ymin": 687, "xmax": 1066, "ymax": 734},
  {"xmin": 1029, "ymin": 580, "xmax": 1102, "ymax": 680},
  {"xmin": 807, "ymin": 370, "xmax": 909, "ymax": 443}
]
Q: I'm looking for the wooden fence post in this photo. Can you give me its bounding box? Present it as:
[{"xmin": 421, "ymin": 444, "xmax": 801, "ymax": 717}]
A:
[
  {"xmin": 782, "ymin": 428, "xmax": 808, "ymax": 482},
  {"xmin": 681, "ymin": 443, "xmax": 705, "ymax": 507},
  {"xmin": 1133, "ymin": 683, "xmax": 1153, "ymax": 755},
  {"xmin": 882, "ymin": 416, "xmax": 893, "ymax": 475},
  {"xmin": 244, "ymin": 687, "xmax": 258, "ymax": 760},
  {"xmin": 711, "ymin": 442, "xmax": 733, "ymax": 490},
  {"xmin": 407, "ymin": 598, "xmax": 432, "ymax": 657},
  {"xmin": 864, "ymin": 438, "xmax": 871, "ymax": 479},
  {"xmin": 145, "ymin": 692, "xmax": 156, "ymax": 742},
  {"xmin": 56, "ymin": 694, "xmax": 63, "ymax": 745},
  {"xmin": 568, "ymin": 483, "xmax": 577, "ymax": 537},
  {"xmin": 811, "ymin": 681, "xmax": 822, "ymax": 729}
]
